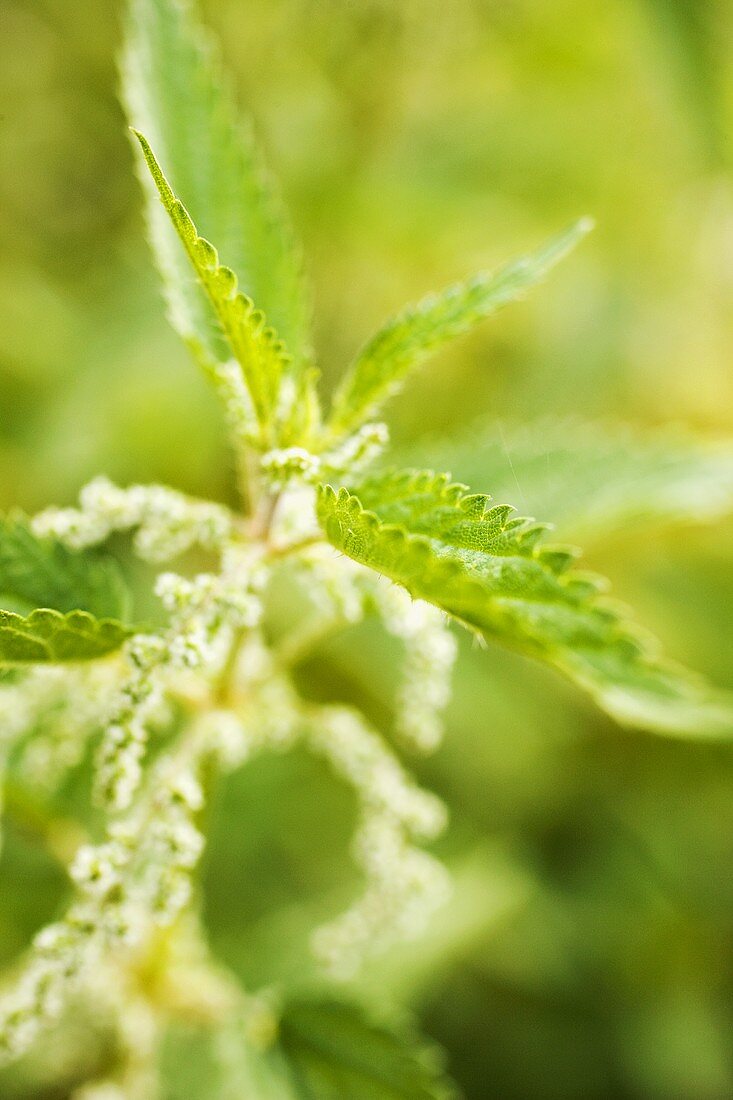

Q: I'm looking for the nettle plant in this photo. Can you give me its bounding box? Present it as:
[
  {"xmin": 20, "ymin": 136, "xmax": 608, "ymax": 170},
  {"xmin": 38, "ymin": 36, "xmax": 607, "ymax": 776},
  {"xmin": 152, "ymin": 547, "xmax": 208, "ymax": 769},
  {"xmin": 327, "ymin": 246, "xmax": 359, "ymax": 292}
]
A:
[{"xmin": 1, "ymin": 0, "xmax": 732, "ymax": 1095}]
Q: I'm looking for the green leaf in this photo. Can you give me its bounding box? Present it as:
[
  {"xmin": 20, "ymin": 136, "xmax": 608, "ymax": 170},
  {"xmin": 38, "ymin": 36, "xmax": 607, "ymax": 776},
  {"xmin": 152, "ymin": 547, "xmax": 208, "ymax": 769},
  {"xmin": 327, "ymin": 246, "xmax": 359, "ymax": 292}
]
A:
[
  {"xmin": 316, "ymin": 471, "xmax": 733, "ymax": 739},
  {"xmin": 0, "ymin": 517, "xmax": 131, "ymax": 664},
  {"xmin": 159, "ymin": 1002, "xmax": 458, "ymax": 1099},
  {"xmin": 122, "ymin": 0, "xmax": 312, "ymax": 379},
  {"xmin": 326, "ymin": 220, "xmax": 592, "ymax": 440},
  {"xmin": 0, "ymin": 609, "xmax": 131, "ymax": 664},
  {"xmin": 132, "ymin": 130, "xmax": 287, "ymax": 440},
  {"xmin": 0, "ymin": 516, "xmax": 129, "ymax": 620},
  {"xmin": 159, "ymin": 1020, "xmax": 295, "ymax": 1100},
  {"xmin": 278, "ymin": 999, "xmax": 459, "ymax": 1099},
  {"xmin": 393, "ymin": 418, "xmax": 733, "ymax": 543}
]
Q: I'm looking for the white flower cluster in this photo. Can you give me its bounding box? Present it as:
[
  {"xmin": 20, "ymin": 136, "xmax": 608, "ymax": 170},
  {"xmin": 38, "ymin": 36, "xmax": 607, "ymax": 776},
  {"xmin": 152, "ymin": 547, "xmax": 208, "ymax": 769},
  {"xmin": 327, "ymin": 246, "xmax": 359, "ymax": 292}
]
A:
[
  {"xmin": 0, "ymin": 669, "xmax": 58, "ymax": 852},
  {"xmin": 307, "ymin": 706, "xmax": 449, "ymax": 978},
  {"xmin": 190, "ymin": 638, "xmax": 302, "ymax": 775},
  {"xmin": 378, "ymin": 588, "xmax": 458, "ymax": 752},
  {"xmin": 243, "ymin": 675, "xmax": 302, "ymax": 753},
  {"xmin": 260, "ymin": 446, "xmax": 320, "ymax": 491},
  {"xmin": 0, "ymin": 448, "xmax": 463, "ymax": 1066},
  {"xmin": 285, "ymin": 561, "xmax": 456, "ymax": 754},
  {"xmin": 296, "ymin": 545, "xmax": 371, "ymax": 626},
  {"xmin": 81, "ymin": 758, "xmax": 206, "ymax": 930},
  {"xmin": 96, "ymin": 550, "xmax": 265, "ymax": 812},
  {"xmin": 141, "ymin": 768, "xmax": 205, "ymax": 925},
  {"xmin": 0, "ymin": 546, "xmax": 246, "ymax": 1062},
  {"xmin": 194, "ymin": 707, "xmax": 251, "ymax": 770},
  {"xmin": 269, "ymin": 483, "xmax": 320, "ymax": 546},
  {"xmin": 15, "ymin": 663, "xmax": 122, "ymax": 794},
  {"xmin": 259, "ymin": 422, "xmax": 388, "ymax": 495},
  {"xmin": 0, "ymin": 742, "xmax": 209, "ymax": 1063},
  {"xmin": 32, "ymin": 477, "xmax": 233, "ymax": 561},
  {"xmin": 287, "ymin": 557, "xmax": 455, "ymax": 758},
  {"xmin": 0, "ymin": 666, "xmax": 121, "ymax": 852},
  {"xmin": 0, "ymin": 667, "xmax": 74, "ymax": 752},
  {"xmin": 94, "ymin": 635, "xmax": 168, "ymax": 812},
  {"xmin": 205, "ymin": 358, "xmax": 257, "ymax": 444},
  {"xmin": 69, "ymin": 975, "xmax": 158, "ymax": 1100},
  {"xmin": 312, "ymin": 816, "xmax": 451, "ymax": 980},
  {"xmin": 320, "ymin": 422, "xmax": 389, "ymax": 478},
  {"xmin": 0, "ymin": 897, "xmax": 124, "ymax": 1061}
]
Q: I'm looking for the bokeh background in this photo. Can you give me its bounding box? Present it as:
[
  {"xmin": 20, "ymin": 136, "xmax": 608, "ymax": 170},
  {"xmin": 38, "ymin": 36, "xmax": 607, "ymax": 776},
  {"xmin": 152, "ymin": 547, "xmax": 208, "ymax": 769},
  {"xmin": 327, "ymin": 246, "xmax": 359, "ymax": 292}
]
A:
[{"xmin": 2, "ymin": 1, "xmax": 733, "ymax": 1097}]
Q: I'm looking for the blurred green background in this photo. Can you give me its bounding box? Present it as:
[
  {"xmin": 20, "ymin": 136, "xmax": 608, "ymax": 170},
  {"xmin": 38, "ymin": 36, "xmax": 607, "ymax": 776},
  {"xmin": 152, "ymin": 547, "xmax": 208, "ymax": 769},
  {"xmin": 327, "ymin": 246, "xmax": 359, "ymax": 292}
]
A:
[{"xmin": 2, "ymin": 1, "xmax": 733, "ymax": 1097}]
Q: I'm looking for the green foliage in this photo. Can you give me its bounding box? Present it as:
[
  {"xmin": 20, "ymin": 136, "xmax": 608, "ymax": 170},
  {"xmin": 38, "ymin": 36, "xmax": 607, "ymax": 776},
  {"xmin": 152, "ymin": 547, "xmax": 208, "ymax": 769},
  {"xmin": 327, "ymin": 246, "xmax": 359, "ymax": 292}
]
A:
[
  {"xmin": 326, "ymin": 220, "xmax": 592, "ymax": 440},
  {"xmin": 2, "ymin": 0, "xmax": 733, "ymax": 1096},
  {"xmin": 0, "ymin": 516, "xmax": 128, "ymax": 620},
  {"xmin": 132, "ymin": 130, "xmax": 288, "ymax": 440},
  {"xmin": 122, "ymin": 0, "xmax": 312, "ymax": 378},
  {"xmin": 161, "ymin": 1001, "xmax": 457, "ymax": 1099},
  {"xmin": 317, "ymin": 472, "xmax": 733, "ymax": 738},
  {"xmin": 0, "ymin": 608, "xmax": 131, "ymax": 664},
  {"xmin": 277, "ymin": 999, "xmax": 458, "ymax": 1099},
  {"xmin": 394, "ymin": 419, "xmax": 733, "ymax": 542},
  {"xmin": 0, "ymin": 517, "xmax": 131, "ymax": 663}
]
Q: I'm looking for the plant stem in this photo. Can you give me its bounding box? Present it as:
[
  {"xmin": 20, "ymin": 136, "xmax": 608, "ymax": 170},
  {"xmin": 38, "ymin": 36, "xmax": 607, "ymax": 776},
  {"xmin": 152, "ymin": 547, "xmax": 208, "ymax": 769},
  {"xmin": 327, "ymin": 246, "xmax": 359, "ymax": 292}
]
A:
[
  {"xmin": 213, "ymin": 626, "xmax": 247, "ymax": 707},
  {"xmin": 266, "ymin": 533, "xmax": 322, "ymax": 560},
  {"xmin": 249, "ymin": 490, "xmax": 281, "ymax": 541},
  {"xmin": 239, "ymin": 445, "xmax": 261, "ymax": 517},
  {"xmin": 274, "ymin": 613, "xmax": 347, "ymax": 669}
]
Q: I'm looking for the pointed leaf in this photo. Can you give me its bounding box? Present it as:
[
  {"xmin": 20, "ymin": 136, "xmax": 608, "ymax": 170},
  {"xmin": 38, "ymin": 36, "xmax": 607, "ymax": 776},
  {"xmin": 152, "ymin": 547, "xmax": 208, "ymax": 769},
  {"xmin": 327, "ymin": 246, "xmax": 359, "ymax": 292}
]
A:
[
  {"xmin": 133, "ymin": 130, "xmax": 287, "ymax": 439},
  {"xmin": 316, "ymin": 472, "xmax": 733, "ymax": 739},
  {"xmin": 122, "ymin": 0, "xmax": 312, "ymax": 377},
  {"xmin": 327, "ymin": 221, "xmax": 592, "ymax": 439}
]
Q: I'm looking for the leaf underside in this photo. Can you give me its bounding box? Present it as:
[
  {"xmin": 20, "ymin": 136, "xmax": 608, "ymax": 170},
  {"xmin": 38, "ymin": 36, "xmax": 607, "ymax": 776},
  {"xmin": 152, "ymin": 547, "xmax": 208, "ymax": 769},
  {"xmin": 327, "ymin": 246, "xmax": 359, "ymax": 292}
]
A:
[
  {"xmin": 317, "ymin": 471, "xmax": 733, "ymax": 739},
  {"xmin": 326, "ymin": 219, "xmax": 592, "ymax": 440},
  {"xmin": 0, "ymin": 516, "xmax": 131, "ymax": 663}
]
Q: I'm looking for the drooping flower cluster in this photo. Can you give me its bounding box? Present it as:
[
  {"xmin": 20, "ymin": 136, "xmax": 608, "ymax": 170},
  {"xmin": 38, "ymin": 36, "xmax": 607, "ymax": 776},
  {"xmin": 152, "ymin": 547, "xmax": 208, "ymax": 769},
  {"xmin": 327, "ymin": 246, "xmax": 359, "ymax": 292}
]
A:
[
  {"xmin": 32, "ymin": 477, "xmax": 233, "ymax": 561},
  {"xmin": 0, "ymin": 721, "xmax": 212, "ymax": 1061},
  {"xmin": 14, "ymin": 663, "xmax": 122, "ymax": 795},
  {"xmin": 308, "ymin": 706, "xmax": 450, "ymax": 978},
  {"xmin": 0, "ymin": 470, "xmax": 459, "ymax": 1066},
  {"xmin": 378, "ymin": 586, "xmax": 458, "ymax": 752},
  {"xmin": 259, "ymin": 423, "xmax": 389, "ymax": 493}
]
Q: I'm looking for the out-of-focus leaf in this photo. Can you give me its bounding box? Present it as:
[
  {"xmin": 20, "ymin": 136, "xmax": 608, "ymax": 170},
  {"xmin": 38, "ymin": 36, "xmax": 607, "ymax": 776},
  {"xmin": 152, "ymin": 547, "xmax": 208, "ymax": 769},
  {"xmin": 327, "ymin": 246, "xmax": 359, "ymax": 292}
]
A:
[
  {"xmin": 159, "ymin": 1002, "xmax": 458, "ymax": 1099},
  {"xmin": 278, "ymin": 999, "xmax": 459, "ymax": 1098},
  {"xmin": 0, "ymin": 516, "xmax": 128, "ymax": 621},
  {"xmin": 394, "ymin": 419, "xmax": 733, "ymax": 543},
  {"xmin": 0, "ymin": 516, "xmax": 131, "ymax": 663},
  {"xmin": 159, "ymin": 1020, "xmax": 295, "ymax": 1100},
  {"xmin": 0, "ymin": 609, "xmax": 131, "ymax": 664},
  {"xmin": 325, "ymin": 221, "xmax": 592, "ymax": 440},
  {"xmin": 317, "ymin": 471, "xmax": 733, "ymax": 739}
]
